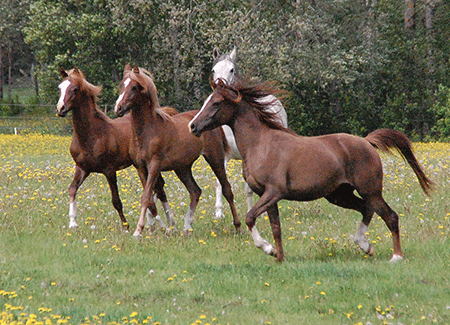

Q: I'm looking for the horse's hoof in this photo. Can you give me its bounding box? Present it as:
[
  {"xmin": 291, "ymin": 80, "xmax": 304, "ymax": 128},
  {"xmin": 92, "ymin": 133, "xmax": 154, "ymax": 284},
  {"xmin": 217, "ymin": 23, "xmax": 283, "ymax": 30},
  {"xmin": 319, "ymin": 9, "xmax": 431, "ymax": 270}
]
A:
[
  {"xmin": 69, "ymin": 222, "xmax": 78, "ymax": 229},
  {"xmin": 132, "ymin": 230, "xmax": 142, "ymax": 238},
  {"xmin": 389, "ymin": 254, "xmax": 403, "ymax": 263},
  {"xmin": 183, "ymin": 229, "xmax": 193, "ymax": 237}
]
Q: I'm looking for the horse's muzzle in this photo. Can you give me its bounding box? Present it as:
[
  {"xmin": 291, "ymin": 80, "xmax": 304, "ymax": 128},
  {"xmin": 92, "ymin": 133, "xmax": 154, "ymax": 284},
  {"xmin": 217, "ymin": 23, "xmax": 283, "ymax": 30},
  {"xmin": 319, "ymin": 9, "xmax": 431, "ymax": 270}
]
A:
[
  {"xmin": 188, "ymin": 122, "xmax": 202, "ymax": 137},
  {"xmin": 115, "ymin": 104, "xmax": 129, "ymax": 117},
  {"xmin": 56, "ymin": 106, "xmax": 68, "ymax": 117}
]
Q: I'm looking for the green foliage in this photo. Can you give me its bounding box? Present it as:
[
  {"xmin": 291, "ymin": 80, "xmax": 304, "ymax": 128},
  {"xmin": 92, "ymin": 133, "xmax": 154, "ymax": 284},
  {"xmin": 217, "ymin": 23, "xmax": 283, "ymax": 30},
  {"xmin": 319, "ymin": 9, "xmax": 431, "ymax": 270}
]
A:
[
  {"xmin": 4, "ymin": 0, "xmax": 449, "ymax": 138},
  {"xmin": 430, "ymin": 84, "xmax": 450, "ymax": 140}
]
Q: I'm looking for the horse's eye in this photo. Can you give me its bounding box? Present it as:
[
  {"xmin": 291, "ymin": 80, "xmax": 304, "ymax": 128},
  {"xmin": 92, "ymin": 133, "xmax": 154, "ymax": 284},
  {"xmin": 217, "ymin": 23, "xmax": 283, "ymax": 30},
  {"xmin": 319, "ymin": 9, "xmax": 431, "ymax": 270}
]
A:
[{"xmin": 230, "ymin": 69, "xmax": 234, "ymax": 73}]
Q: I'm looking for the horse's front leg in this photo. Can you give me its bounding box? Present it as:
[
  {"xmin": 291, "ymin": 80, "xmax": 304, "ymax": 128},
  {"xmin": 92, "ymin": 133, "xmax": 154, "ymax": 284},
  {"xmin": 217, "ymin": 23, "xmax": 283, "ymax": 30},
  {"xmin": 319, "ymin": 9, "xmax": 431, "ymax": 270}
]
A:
[
  {"xmin": 68, "ymin": 166, "xmax": 89, "ymax": 228},
  {"xmin": 133, "ymin": 163, "xmax": 160, "ymax": 238},
  {"xmin": 266, "ymin": 204, "xmax": 284, "ymax": 262},
  {"xmin": 246, "ymin": 190, "xmax": 281, "ymax": 260}
]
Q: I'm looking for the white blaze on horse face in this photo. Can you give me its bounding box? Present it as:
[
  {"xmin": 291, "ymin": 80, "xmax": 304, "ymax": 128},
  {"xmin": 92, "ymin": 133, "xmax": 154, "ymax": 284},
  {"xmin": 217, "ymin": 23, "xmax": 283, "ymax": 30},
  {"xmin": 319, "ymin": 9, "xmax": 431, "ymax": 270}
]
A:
[
  {"xmin": 57, "ymin": 80, "xmax": 71, "ymax": 112},
  {"xmin": 212, "ymin": 59, "xmax": 235, "ymax": 84},
  {"xmin": 115, "ymin": 78, "xmax": 131, "ymax": 111},
  {"xmin": 189, "ymin": 93, "xmax": 213, "ymax": 130}
]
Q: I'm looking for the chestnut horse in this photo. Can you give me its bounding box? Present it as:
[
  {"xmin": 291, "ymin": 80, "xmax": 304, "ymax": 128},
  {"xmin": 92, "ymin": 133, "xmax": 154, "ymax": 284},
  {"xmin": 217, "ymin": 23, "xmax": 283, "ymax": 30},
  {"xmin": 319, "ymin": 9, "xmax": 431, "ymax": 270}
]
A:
[
  {"xmin": 114, "ymin": 64, "xmax": 240, "ymax": 236},
  {"xmin": 189, "ymin": 78, "xmax": 434, "ymax": 262},
  {"xmin": 211, "ymin": 47, "xmax": 288, "ymax": 217},
  {"xmin": 57, "ymin": 67, "xmax": 176, "ymax": 230}
]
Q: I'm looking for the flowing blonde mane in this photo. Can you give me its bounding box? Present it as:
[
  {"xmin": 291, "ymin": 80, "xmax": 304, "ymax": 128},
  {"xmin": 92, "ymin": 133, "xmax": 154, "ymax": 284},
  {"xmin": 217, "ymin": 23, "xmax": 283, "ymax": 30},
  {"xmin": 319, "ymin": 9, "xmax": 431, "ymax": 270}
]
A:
[
  {"xmin": 67, "ymin": 68, "xmax": 102, "ymax": 102},
  {"xmin": 124, "ymin": 66, "xmax": 177, "ymax": 121}
]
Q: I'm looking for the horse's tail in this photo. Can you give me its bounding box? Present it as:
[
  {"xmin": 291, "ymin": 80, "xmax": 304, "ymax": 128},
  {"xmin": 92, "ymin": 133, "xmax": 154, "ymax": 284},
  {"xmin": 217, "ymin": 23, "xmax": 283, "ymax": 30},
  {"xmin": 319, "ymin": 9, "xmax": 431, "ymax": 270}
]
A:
[{"xmin": 365, "ymin": 129, "xmax": 434, "ymax": 196}]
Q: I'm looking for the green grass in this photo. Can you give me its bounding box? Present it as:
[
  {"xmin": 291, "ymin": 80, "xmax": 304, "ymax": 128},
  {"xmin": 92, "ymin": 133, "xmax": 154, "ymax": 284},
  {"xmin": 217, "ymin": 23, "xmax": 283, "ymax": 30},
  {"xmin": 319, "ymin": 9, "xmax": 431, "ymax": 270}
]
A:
[{"xmin": 1, "ymin": 136, "xmax": 449, "ymax": 324}]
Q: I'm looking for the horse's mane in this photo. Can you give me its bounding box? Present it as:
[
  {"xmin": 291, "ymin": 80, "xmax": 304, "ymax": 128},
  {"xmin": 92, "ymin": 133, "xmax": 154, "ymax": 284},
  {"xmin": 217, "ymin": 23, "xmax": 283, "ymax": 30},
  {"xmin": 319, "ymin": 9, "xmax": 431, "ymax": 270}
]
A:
[
  {"xmin": 219, "ymin": 78, "xmax": 290, "ymax": 133},
  {"xmin": 66, "ymin": 68, "xmax": 111, "ymax": 120},
  {"xmin": 125, "ymin": 66, "xmax": 176, "ymax": 121}
]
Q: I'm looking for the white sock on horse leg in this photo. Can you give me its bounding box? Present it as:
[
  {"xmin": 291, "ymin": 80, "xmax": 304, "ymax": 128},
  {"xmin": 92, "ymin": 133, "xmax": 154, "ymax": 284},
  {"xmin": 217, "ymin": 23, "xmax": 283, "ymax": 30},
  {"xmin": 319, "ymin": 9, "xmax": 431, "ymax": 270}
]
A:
[
  {"xmin": 215, "ymin": 178, "xmax": 224, "ymax": 219},
  {"xmin": 251, "ymin": 226, "xmax": 274, "ymax": 255},
  {"xmin": 354, "ymin": 222, "xmax": 371, "ymax": 253},
  {"xmin": 69, "ymin": 201, "xmax": 78, "ymax": 228}
]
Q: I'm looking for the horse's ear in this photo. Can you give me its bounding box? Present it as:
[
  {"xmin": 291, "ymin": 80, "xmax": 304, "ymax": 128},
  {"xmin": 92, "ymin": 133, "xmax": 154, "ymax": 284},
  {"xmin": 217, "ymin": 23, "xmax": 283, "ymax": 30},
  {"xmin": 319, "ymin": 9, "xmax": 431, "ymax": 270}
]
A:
[
  {"xmin": 213, "ymin": 47, "xmax": 220, "ymax": 60},
  {"xmin": 133, "ymin": 65, "xmax": 140, "ymax": 74},
  {"xmin": 124, "ymin": 63, "xmax": 132, "ymax": 74},
  {"xmin": 59, "ymin": 67, "xmax": 68, "ymax": 78},
  {"xmin": 230, "ymin": 46, "xmax": 237, "ymax": 61},
  {"xmin": 229, "ymin": 89, "xmax": 242, "ymax": 104},
  {"xmin": 73, "ymin": 67, "xmax": 80, "ymax": 74},
  {"xmin": 218, "ymin": 79, "xmax": 241, "ymax": 103}
]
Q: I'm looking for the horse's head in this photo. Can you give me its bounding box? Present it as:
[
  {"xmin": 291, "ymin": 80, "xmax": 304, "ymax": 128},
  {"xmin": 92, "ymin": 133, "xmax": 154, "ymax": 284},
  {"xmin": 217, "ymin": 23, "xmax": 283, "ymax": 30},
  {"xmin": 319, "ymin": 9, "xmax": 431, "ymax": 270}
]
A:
[
  {"xmin": 115, "ymin": 64, "xmax": 160, "ymax": 117},
  {"xmin": 211, "ymin": 47, "xmax": 237, "ymax": 86},
  {"xmin": 189, "ymin": 79, "xmax": 242, "ymax": 137},
  {"xmin": 57, "ymin": 67, "xmax": 100, "ymax": 117}
]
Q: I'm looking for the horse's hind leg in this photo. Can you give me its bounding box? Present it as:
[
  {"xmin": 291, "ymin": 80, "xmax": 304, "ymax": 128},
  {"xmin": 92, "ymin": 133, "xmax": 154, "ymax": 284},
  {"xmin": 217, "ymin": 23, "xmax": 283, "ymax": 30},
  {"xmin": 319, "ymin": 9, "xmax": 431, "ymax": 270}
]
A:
[
  {"xmin": 369, "ymin": 196, "xmax": 403, "ymax": 262},
  {"xmin": 68, "ymin": 166, "xmax": 89, "ymax": 228},
  {"xmin": 174, "ymin": 167, "xmax": 201, "ymax": 234},
  {"xmin": 325, "ymin": 184, "xmax": 375, "ymax": 256},
  {"xmin": 204, "ymin": 156, "xmax": 241, "ymax": 231},
  {"xmin": 105, "ymin": 171, "xmax": 129, "ymax": 229}
]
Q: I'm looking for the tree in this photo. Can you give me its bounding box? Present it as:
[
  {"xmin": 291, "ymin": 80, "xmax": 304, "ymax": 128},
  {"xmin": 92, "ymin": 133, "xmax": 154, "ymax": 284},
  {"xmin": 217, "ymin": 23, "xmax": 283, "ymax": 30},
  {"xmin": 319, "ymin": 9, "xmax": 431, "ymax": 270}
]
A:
[{"xmin": 0, "ymin": 0, "xmax": 34, "ymax": 101}]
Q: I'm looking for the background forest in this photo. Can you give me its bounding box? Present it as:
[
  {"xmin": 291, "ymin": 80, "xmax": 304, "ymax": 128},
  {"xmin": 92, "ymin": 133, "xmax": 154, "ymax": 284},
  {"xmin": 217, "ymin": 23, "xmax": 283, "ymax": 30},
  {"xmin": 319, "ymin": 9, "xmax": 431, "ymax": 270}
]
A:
[{"xmin": 1, "ymin": 0, "xmax": 450, "ymax": 140}]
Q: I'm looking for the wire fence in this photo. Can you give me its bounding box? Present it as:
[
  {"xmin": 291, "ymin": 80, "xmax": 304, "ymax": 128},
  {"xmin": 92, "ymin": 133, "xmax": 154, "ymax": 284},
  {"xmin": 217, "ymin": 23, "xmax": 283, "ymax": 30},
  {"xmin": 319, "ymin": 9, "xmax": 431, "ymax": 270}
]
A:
[
  {"xmin": 0, "ymin": 116, "xmax": 73, "ymax": 135},
  {"xmin": 0, "ymin": 103, "xmax": 118, "ymax": 135}
]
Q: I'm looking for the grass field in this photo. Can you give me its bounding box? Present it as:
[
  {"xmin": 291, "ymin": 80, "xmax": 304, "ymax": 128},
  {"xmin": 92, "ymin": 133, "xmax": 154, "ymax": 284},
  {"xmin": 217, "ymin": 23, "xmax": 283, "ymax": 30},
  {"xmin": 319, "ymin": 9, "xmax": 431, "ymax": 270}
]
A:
[{"xmin": 1, "ymin": 134, "xmax": 449, "ymax": 325}]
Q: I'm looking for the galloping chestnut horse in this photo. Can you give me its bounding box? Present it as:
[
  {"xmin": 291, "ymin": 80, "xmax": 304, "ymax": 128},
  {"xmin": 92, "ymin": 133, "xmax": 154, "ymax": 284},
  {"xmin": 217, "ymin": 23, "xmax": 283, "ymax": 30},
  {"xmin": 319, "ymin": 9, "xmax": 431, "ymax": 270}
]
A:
[
  {"xmin": 57, "ymin": 67, "xmax": 176, "ymax": 230},
  {"xmin": 114, "ymin": 64, "xmax": 241, "ymax": 236},
  {"xmin": 211, "ymin": 47, "xmax": 288, "ymax": 217},
  {"xmin": 189, "ymin": 78, "xmax": 434, "ymax": 262}
]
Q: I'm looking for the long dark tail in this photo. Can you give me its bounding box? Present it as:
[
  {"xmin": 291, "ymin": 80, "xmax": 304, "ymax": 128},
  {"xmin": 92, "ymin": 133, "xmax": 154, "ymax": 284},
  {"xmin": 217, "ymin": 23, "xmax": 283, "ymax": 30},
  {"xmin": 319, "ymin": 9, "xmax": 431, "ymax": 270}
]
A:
[{"xmin": 365, "ymin": 129, "xmax": 434, "ymax": 196}]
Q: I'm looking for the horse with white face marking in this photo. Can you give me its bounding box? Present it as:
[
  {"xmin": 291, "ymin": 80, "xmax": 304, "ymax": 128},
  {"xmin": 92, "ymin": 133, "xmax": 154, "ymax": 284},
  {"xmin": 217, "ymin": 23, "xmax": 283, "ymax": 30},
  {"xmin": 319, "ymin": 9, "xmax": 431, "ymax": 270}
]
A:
[
  {"xmin": 189, "ymin": 78, "xmax": 434, "ymax": 263},
  {"xmin": 114, "ymin": 64, "xmax": 241, "ymax": 236},
  {"xmin": 211, "ymin": 47, "xmax": 288, "ymax": 218},
  {"xmin": 57, "ymin": 67, "xmax": 175, "ymax": 230}
]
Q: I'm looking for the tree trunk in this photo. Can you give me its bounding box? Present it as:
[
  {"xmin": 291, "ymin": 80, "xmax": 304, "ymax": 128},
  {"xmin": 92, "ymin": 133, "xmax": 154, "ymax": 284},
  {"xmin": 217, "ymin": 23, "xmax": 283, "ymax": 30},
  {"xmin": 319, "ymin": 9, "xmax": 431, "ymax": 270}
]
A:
[
  {"xmin": 425, "ymin": 0, "xmax": 436, "ymax": 74},
  {"xmin": 404, "ymin": 0, "xmax": 416, "ymax": 38},
  {"xmin": 7, "ymin": 43, "xmax": 12, "ymax": 100},
  {"xmin": 0, "ymin": 47, "xmax": 3, "ymax": 100}
]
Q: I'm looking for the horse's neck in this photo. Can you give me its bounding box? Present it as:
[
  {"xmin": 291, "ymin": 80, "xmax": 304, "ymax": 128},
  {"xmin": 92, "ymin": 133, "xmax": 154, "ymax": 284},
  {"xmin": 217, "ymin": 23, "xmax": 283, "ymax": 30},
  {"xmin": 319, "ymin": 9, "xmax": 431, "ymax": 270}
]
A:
[
  {"xmin": 130, "ymin": 103, "xmax": 161, "ymax": 140},
  {"xmin": 71, "ymin": 96, "xmax": 100, "ymax": 144},
  {"xmin": 230, "ymin": 107, "xmax": 267, "ymax": 160}
]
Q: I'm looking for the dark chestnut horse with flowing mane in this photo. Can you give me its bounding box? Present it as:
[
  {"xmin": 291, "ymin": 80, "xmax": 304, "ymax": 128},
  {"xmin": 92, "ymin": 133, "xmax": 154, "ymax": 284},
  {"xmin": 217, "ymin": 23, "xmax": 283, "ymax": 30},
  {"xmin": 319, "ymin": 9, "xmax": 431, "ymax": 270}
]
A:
[
  {"xmin": 114, "ymin": 64, "xmax": 241, "ymax": 236},
  {"xmin": 189, "ymin": 78, "xmax": 434, "ymax": 263},
  {"xmin": 57, "ymin": 67, "xmax": 176, "ymax": 230}
]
